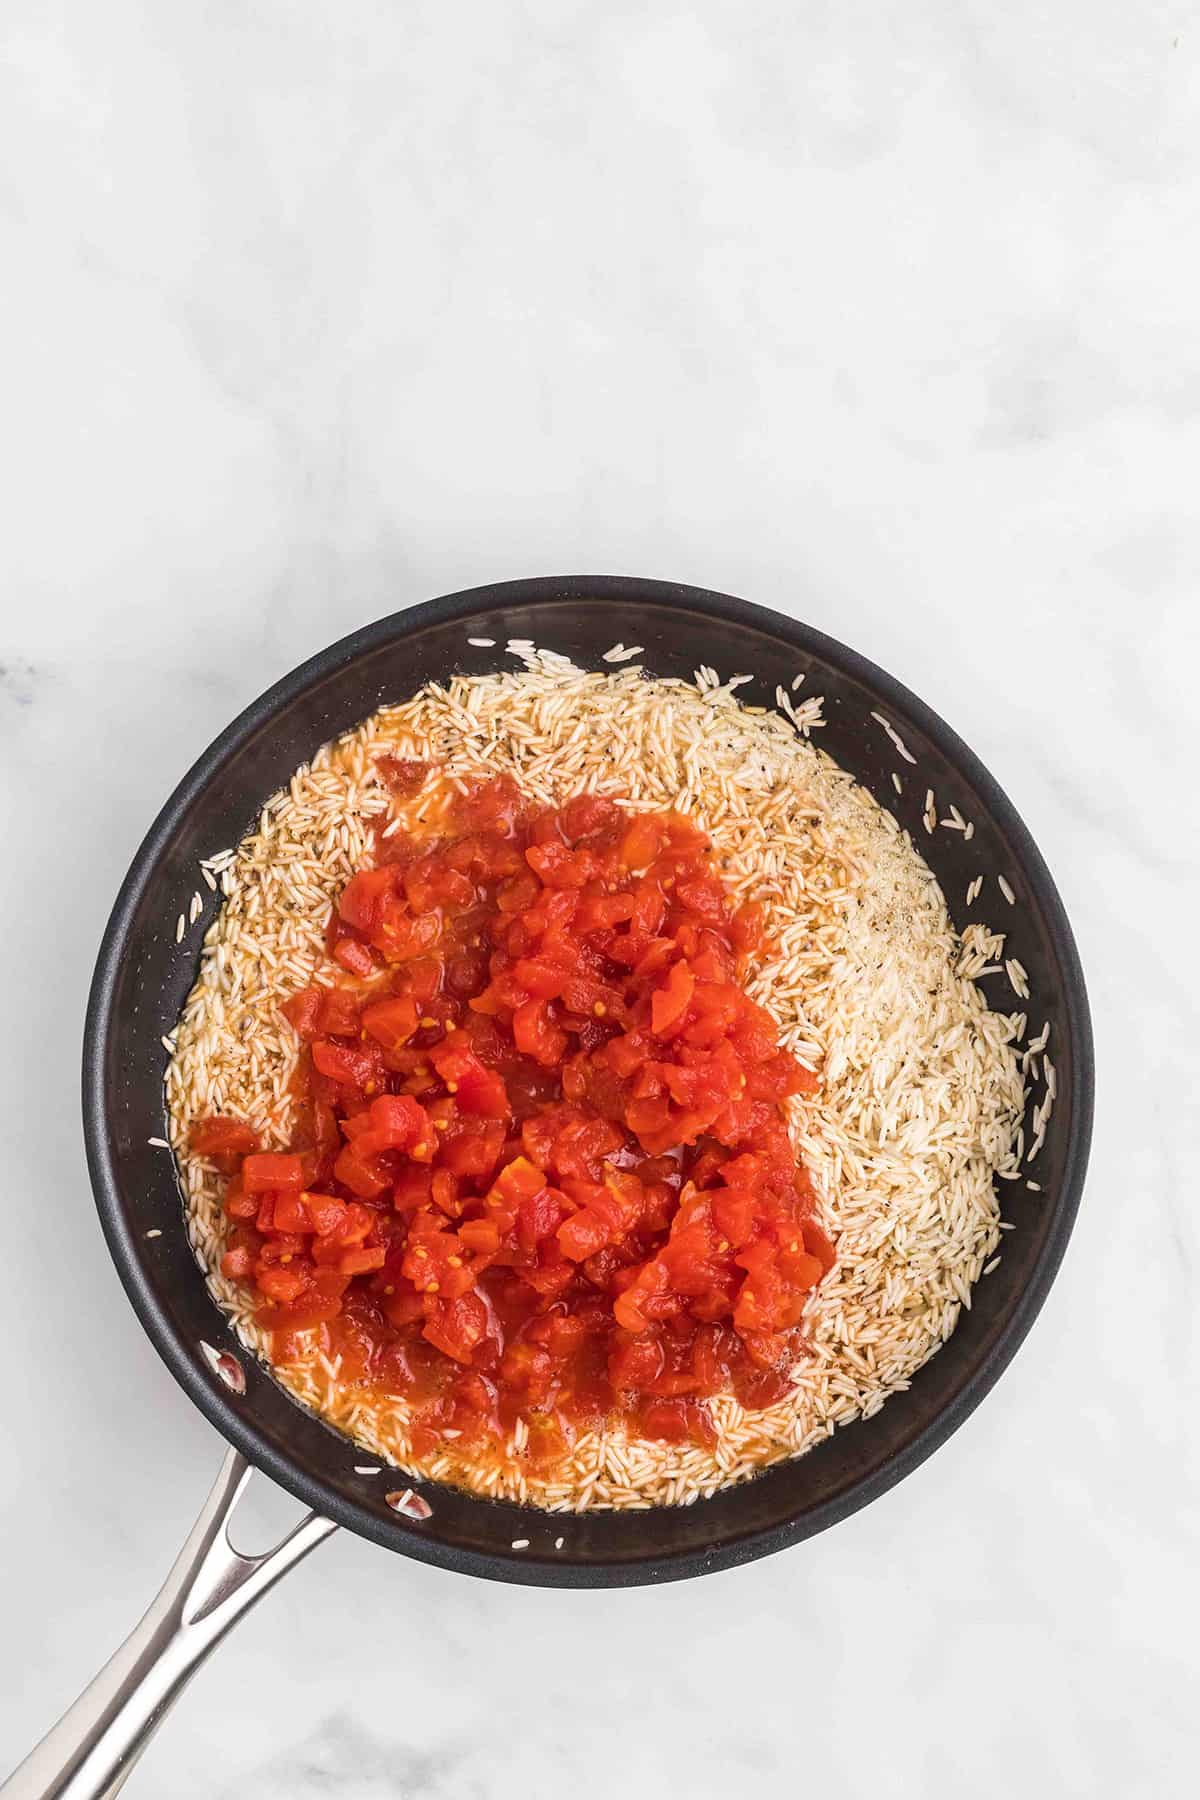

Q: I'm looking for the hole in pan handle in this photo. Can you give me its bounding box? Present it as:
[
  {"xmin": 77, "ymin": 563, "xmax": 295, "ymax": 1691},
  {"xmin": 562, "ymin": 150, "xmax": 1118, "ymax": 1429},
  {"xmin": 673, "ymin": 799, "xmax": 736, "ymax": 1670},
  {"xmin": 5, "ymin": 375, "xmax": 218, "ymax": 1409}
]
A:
[{"xmin": 0, "ymin": 1448, "xmax": 337, "ymax": 1800}]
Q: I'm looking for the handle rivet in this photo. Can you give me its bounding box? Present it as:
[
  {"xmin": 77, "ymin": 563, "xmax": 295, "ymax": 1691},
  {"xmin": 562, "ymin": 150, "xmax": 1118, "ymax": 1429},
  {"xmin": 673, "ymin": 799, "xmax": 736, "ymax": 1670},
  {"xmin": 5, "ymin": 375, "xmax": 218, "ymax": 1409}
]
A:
[
  {"xmin": 386, "ymin": 1488, "xmax": 433, "ymax": 1521},
  {"xmin": 199, "ymin": 1342, "xmax": 246, "ymax": 1395}
]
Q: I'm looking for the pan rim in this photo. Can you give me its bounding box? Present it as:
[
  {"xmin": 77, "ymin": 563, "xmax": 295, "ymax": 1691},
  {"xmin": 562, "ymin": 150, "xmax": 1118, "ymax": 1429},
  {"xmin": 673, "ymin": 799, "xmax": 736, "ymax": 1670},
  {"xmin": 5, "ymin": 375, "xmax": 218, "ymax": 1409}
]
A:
[{"xmin": 82, "ymin": 574, "xmax": 1094, "ymax": 1587}]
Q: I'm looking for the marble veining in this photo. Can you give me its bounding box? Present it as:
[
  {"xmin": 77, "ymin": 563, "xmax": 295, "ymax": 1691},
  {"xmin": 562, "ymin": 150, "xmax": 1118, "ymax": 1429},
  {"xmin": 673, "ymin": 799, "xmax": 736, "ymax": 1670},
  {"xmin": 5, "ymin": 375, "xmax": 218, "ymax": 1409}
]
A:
[{"xmin": 1, "ymin": 3, "xmax": 1198, "ymax": 1796}]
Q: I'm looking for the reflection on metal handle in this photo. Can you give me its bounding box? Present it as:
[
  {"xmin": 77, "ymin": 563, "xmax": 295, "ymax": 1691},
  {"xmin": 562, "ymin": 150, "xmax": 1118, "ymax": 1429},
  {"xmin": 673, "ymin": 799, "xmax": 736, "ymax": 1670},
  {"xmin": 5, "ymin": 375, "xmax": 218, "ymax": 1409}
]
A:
[{"xmin": 0, "ymin": 1449, "xmax": 337, "ymax": 1799}]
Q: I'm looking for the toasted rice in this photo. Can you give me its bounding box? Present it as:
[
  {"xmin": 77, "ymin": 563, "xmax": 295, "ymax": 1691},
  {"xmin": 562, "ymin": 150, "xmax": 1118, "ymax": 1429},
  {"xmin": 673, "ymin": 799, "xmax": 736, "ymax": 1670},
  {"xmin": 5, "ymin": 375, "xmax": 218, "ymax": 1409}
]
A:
[{"xmin": 167, "ymin": 656, "xmax": 1026, "ymax": 1512}]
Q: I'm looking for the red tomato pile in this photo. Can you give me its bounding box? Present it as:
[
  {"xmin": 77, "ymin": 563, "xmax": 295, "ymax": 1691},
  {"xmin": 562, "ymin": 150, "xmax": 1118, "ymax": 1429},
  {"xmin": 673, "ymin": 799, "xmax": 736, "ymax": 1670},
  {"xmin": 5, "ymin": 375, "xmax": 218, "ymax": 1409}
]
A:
[{"xmin": 195, "ymin": 767, "xmax": 834, "ymax": 1461}]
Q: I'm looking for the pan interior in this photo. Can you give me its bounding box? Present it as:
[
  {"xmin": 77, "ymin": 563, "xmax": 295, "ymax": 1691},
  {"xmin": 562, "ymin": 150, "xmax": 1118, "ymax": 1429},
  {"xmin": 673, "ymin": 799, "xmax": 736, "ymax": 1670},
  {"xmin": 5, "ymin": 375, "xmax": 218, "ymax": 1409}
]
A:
[{"xmin": 84, "ymin": 579, "xmax": 1091, "ymax": 1587}]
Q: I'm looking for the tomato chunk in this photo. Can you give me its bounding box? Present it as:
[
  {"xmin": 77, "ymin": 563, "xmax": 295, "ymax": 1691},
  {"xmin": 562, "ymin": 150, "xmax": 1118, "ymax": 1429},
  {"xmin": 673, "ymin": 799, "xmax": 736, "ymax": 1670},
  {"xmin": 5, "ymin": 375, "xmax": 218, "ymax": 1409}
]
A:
[
  {"xmin": 339, "ymin": 865, "xmax": 396, "ymax": 932},
  {"xmin": 362, "ymin": 994, "xmax": 419, "ymax": 1050},
  {"xmin": 190, "ymin": 1117, "xmax": 258, "ymax": 1163},
  {"xmin": 242, "ymin": 1153, "xmax": 306, "ymax": 1195},
  {"xmin": 651, "ymin": 961, "xmax": 695, "ymax": 1036}
]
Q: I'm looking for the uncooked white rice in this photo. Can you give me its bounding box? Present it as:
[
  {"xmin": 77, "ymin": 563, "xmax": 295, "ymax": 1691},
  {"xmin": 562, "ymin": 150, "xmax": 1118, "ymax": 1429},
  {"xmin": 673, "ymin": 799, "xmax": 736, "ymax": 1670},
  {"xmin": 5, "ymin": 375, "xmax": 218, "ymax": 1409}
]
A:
[
  {"xmin": 1006, "ymin": 957, "xmax": 1030, "ymax": 1000},
  {"xmin": 167, "ymin": 658, "xmax": 1027, "ymax": 1512},
  {"xmin": 869, "ymin": 711, "xmax": 917, "ymax": 765}
]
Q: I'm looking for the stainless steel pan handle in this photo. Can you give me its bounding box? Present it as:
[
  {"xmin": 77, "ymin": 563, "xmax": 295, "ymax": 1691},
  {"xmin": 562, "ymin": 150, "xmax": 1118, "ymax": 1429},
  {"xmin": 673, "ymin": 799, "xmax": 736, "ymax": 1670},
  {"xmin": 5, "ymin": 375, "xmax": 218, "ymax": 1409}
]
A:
[{"xmin": 1, "ymin": 1449, "xmax": 336, "ymax": 1799}]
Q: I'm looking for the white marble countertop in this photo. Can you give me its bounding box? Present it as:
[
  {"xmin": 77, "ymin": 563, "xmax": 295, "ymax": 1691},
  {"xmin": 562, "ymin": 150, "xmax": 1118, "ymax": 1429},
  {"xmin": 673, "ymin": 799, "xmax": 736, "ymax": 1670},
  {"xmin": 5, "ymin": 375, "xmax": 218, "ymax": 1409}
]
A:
[{"xmin": 1, "ymin": 3, "xmax": 1198, "ymax": 1796}]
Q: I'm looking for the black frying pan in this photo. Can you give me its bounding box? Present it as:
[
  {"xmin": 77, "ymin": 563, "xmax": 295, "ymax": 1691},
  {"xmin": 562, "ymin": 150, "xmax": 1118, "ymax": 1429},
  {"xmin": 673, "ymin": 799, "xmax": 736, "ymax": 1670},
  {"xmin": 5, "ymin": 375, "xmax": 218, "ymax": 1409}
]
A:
[{"xmin": 3, "ymin": 578, "xmax": 1093, "ymax": 1797}]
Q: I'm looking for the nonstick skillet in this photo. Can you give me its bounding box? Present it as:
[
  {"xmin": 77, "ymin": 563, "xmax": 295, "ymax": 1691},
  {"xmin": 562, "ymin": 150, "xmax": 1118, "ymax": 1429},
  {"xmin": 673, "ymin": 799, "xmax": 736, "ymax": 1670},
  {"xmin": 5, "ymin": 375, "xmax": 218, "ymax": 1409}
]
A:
[{"xmin": 2, "ymin": 577, "xmax": 1093, "ymax": 1798}]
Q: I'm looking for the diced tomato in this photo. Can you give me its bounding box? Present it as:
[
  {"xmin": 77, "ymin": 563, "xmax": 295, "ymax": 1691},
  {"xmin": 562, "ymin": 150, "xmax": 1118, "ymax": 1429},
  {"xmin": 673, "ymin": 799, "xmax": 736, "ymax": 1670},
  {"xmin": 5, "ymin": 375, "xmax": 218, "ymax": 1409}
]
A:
[
  {"xmin": 333, "ymin": 1139, "xmax": 391, "ymax": 1199},
  {"xmin": 609, "ymin": 1333, "xmax": 665, "ymax": 1391},
  {"xmin": 333, "ymin": 936, "xmax": 376, "ymax": 978},
  {"xmin": 315, "ymin": 988, "xmax": 363, "ymax": 1037},
  {"xmin": 311, "ymin": 1039, "xmax": 378, "ymax": 1088},
  {"xmin": 394, "ymin": 1165, "xmax": 433, "ymax": 1212},
  {"xmin": 339, "ymin": 1246, "xmax": 387, "ymax": 1276},
  {"xmin": 525, "ymin": 841, "xmax": 597, "ymax": 890},
  {"xmin": 429, "ymin": 1034, "xmax": 511, "ymax": 1117},
  {"xmin": 257, "ymin": 1264, "xmax": 310, "ymax": 1305},
  {"xmin": 512, "ymin": 956, "xmax": 572, "ymax": 999},
  {"xmin": 270, "ymin": 1192, "xmax": 309, "ymax": 1233},
  {"xmin": 423, "ymin": 1292, "xmax": 489, "ymax": 1364},
  {"xmin": 558, "ymin": 1177, "xmax": 638, "ymax": 1263},
  {"xmin": 404, "ymin": 857, "xmax": 475, "ymax": 915},
  {"xmin": 264, "ymin": 1280, "xmax": 349, "ymax": 1331},
  {"xmin": 456, "ymin": 1064, "xmax": 510, "ymax": 1117},
  {"xmin": 220, "ymin": 1244, "xmax": 255, "ymax": 1279},
  {"xmin": 440, "ymin": 1116, "xmax": 505, "ymax": 1179},
  {"xmin": 404, "ymin": 957, "xmax": 444, "ymax": 1007},
  {"xmin": 371, "ymin": 903, "xmax": 442, "ymax": 964},
  {"xmin": 730, "ymin": 899, "xmax": 766, "ymax": 955},
  {"xmin": 517, "ymin": 1186, "xmax": 567, "ymax": 1252},
  {"xmin": 498, "ymin": 1339, "xmax": 554, "ymax": 1405},
  {"xmin": 651, "ymin": 961, "xmax": 695, "ymax": 1037},
  {"xmin": 620, "ymin": 814, "xmax": 667, "ymax": 869},
  {"xmin": 676, "ymin": 878, "xmax": 727, "ymax": 923},
  {"xmin": 353, "ymin": 1093, "xmax": 428, "ymax": 1151},
  {"xmin": 339, "ymin": 865, "xmax": 396, "ymax": 932},
  {"xmin": 458, "ymin": 1217, "xmax": 502, "ymax": 1254},
  {"xmin": 190, "ymin": 1117, "xmax": 259, "ymax": 1167},
  {"xmin": 241, "ymin": 1152, "xmax": 306, "ymax": 1195},
  {"xmin": 560, "ymin": 793, "xmax": 619, "ymax": 841},
  {"xmin": 213, "ymin": 774, "xmax": 828, "ymax": 1479},
  {"xmin": 377, "ymin": 755, "xmax": 429, "ymax": 797},
  {"xmin": 802, "ymin": 1217, "xmax": 837, "ymax": 1273},
  {"xmin": 712, "ymin": 1187, "xmax": 756, "ymax": 1248},
  {"xmin": 512, "ymin": 998, "xmax": 568, "ymax": 1066},
  {"xmin": 304, "ymin": 1192, "xmax": 349, "ymax": 1235},
  {"xmin": 362, "ymin": 994, "xmax": 419, "ymax": 1051},
  {"xmin": 223, "ymin": 1180, "xmax": 258, "ymax": 1221},
  {"xmin": 639, "ymin": 1397, "xmax": 716, "ymax": 1447},
  {"xmin": 431, "ymin": 1169, "xmax": 460, "ymax": 1217},
  {"xmin": 281, "ymin": 988, "xmax": 322, "ymax": 1037},
  {"xmin": 487, "ymin": 1156, "xmax": 548, "ymax": 1208}
]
